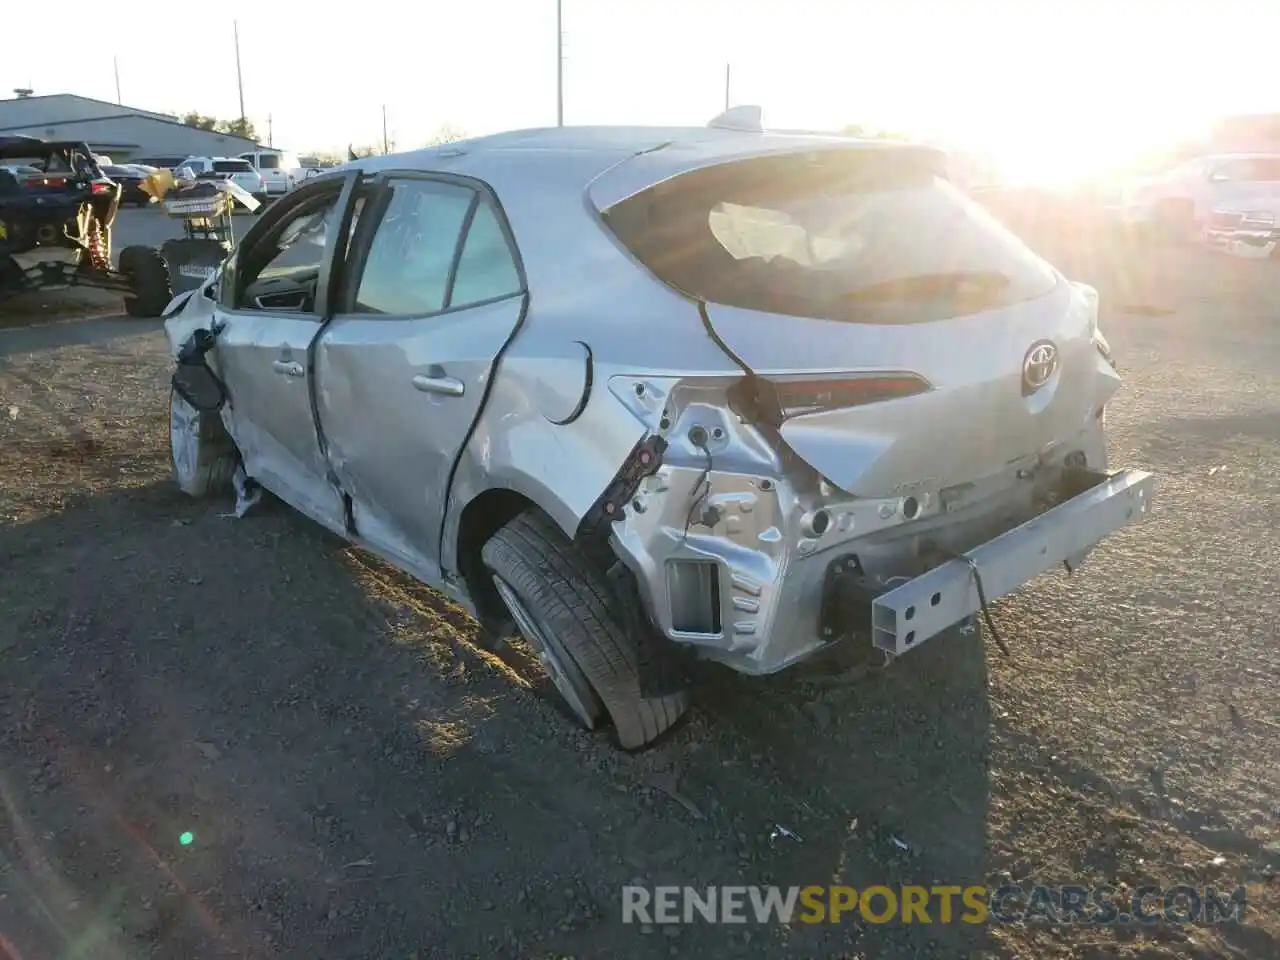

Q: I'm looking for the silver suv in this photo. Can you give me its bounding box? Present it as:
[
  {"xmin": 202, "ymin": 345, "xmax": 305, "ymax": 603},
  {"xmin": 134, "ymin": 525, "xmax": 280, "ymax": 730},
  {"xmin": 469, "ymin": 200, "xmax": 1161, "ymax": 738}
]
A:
[{"xmin": 162, "ymin": 113, "xmax": 1154, "ymax": 748}]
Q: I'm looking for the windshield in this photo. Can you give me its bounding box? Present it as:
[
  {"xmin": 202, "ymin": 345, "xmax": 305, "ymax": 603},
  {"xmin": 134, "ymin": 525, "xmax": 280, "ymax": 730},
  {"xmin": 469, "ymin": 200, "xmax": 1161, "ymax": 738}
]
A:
[
  {"xmin": 603, "ymin": 149, "xmax": 1059, "ymax": 324},
  {"xmin": 214, "ymin": 160, "xmax": 254, "ymax": 173}
]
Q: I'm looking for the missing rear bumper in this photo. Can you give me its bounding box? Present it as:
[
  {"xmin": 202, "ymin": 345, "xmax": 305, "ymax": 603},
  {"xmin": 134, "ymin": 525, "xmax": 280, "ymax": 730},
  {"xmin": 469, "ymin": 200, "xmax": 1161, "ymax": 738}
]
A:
[{"xmin": 865, "ymin": 468, "xmax": 1154, "ymax": 656}]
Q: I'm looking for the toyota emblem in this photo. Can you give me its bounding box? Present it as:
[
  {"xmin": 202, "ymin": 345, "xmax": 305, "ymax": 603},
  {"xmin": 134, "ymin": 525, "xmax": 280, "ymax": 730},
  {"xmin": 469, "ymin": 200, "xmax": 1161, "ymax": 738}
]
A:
[{"xmin": 1022, "ymin": 341, "xmax": 1058, "ymax": 394}]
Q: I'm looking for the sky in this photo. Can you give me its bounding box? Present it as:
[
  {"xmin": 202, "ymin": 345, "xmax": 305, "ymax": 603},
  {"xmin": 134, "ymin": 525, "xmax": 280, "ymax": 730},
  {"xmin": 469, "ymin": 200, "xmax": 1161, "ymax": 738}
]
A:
[{"xmin": 5, "ymin": 0, "xmax": 1280, "ymax": 183}]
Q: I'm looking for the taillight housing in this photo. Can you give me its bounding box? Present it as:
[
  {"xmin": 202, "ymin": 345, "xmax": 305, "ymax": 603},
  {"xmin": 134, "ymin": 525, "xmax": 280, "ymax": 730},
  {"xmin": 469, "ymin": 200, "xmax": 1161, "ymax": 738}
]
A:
[
  {"xmin": 90, "ymin": 181, "xmax": 114, "ymax": 194},
  {"xmin": 26, "ymin": 176, "xmax": 68, "ymax": 188},
  {"xmin": 731, "ymin": 373, "xmax": 933, "ymax": 424}
]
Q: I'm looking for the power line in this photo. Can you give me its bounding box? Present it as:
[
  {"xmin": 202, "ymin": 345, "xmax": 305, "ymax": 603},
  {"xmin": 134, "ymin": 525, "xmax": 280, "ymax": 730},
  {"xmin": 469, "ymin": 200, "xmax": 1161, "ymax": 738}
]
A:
[
  {"xmin": 556, "ymin": 0, "xmax": 564, "ymax": 126},
  {"xmin": 233, "ymin": 20, "xmax": 246, "ymax": 123}
]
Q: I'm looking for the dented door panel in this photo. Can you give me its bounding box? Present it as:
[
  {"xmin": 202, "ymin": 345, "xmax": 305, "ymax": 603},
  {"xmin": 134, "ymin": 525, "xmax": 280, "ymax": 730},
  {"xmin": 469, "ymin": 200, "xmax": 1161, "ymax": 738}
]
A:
[
  {"xmin": 211, "ymin": 310, "xmax": 344, "ymax": 528},
  {"xmin": 315, "ymin": 296, "xmax": 526, "ymax": 576}
]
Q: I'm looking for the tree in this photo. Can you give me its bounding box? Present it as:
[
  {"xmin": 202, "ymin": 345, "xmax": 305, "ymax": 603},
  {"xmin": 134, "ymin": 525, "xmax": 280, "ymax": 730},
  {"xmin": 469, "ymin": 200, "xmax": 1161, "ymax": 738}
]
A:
[
  {"xmin": 424, "ymin": 125, "xmax": 467, "ymax": 147},
  {"xmin": 180, "ymin": 112, "xmax": 258, "ymax": 142},
  {"xmin": 181, "ymin": 111, "xmax": 218, "ymax": 131},
  {"xmin": 219, "ymin": 117, "xmax": 257, "ymax": 141}
]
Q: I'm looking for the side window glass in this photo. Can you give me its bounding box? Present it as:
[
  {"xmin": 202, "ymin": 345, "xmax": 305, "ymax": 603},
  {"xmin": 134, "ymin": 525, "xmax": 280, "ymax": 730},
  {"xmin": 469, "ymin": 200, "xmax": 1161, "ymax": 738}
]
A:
[
  {"xmin": 238, "ymin": 193, "xmax": 341, "ymax": 313},
  {"xmin": 449, "ymin": 202, "xmax": 522, "ymax": 307},
  {"xmin": 353, "ymin": 179, "xmax": 474, "ymax": 315}
]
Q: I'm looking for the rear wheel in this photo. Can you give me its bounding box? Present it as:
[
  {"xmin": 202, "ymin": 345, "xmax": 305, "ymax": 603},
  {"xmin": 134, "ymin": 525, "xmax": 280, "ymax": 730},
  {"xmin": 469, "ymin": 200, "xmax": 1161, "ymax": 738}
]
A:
[
  {"xmin": 481, "ymin": 510, "xmax": 689, "ymax": 749},
  {"xmin": 119, "ymin": 245, "xmax": 171, "ymax": 317},
  {"xmin": 169, "ymin": 388, "xmax": 237, "ymax": 498}
]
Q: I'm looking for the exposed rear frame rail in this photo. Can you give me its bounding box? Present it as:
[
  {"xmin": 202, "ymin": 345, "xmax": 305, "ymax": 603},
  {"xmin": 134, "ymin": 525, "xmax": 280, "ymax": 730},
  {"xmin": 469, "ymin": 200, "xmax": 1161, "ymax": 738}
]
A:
[{"xmin": 871, "ymin": 469, "xmax": 1155, "ymax": 656}]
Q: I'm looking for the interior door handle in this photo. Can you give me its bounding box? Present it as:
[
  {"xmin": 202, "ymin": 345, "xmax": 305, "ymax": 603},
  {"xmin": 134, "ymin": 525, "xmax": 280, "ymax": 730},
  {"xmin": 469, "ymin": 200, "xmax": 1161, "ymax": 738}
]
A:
[
  {"xmin": 272, "ymin": 360, "xmax": 304, "ymax": 377},
  {"xmin": 412, "ymin": 374, "xmax": 465, "ymax": 397}
]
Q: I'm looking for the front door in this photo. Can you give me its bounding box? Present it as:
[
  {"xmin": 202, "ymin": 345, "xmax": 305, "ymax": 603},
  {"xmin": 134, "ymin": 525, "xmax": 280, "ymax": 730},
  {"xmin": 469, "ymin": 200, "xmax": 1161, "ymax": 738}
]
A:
[
  {"xmin": 314, "ymin": 173, "xmax": 527, "ymax": 578},
  {"xmin": 212, "ymin": 174, "xmax": 360, "ymax": 529}
]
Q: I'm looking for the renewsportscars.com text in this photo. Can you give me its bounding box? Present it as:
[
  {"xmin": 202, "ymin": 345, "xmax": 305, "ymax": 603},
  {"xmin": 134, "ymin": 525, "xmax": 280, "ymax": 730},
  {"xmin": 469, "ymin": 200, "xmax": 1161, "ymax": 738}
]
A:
[{"xmin": 622, "ymin": 884, "xmax": 1248, "ymax": 926}]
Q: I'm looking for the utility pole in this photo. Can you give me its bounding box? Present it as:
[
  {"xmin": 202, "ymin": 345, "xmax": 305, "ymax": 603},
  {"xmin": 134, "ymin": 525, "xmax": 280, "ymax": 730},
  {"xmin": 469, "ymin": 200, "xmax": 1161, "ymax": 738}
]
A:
[
  {"xmin": 267, "ymin": 114, "xmax": 273, "ymax": 148},
  {"xmin": 233, "ymin": 20, "xmax": 246, "ymax": 124},
  {"xmin": 724, "ymin": 63, "xmax": 731, "ymax": 110},
  {"xmin": 382, "ymin": 105, "xmax": 389, "ymax": 155},
  {"xmin": 556, "ymin": 0, "xmax": 564, "ymax": 126},
  {"xmin": 114, "ymin": 57, "xmax": 122, "ymax": 104}
]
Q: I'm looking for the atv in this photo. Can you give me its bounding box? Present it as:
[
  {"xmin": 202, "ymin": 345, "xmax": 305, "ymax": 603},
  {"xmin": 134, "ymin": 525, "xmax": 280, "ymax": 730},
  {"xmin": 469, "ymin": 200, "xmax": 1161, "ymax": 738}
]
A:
[
  {"xmin": 0, "ymin": 135, "xmax": 172, "ymax": 316},
  {"xmin": 146, "ymin": 172, "xmax": 259, "ymax": 296}
]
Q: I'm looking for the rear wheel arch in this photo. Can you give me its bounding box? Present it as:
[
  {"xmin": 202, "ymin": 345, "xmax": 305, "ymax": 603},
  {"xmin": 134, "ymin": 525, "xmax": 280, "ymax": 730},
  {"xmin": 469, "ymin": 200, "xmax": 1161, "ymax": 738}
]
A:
[
  {"xmin": 454, "ymin": 487, "xmax": 540, "ymax": 629},
  {"xmin": 448, "ymin": 471, "xmax": 590, "ymax": 591}
]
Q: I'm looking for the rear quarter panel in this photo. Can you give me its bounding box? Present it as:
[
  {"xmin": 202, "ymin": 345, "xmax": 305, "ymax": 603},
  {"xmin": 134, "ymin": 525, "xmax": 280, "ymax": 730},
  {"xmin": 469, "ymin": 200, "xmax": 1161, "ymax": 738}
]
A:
[{"xmin": 438, "ymin": 148, "xmax": 745, "ymax": 574}]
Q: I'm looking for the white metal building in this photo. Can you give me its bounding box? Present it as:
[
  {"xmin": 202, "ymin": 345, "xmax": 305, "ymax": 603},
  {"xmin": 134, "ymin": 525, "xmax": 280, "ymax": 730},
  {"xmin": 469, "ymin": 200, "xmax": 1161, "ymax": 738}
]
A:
[{"xmin": 0, "ymin": 93, "xmax": 261, "ymax": 160}]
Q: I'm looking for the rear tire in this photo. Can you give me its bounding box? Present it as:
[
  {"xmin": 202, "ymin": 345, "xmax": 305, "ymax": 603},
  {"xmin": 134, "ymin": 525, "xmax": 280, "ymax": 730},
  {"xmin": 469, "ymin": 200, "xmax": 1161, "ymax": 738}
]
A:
[
  {"xmin": 481, "ymin": 510, "xmax": 690, "ymax": 749},
  {"xmin": 169, "ymin": 388, "xmax": 237, "ymax": 498},
  {"xmin": 119, "ymin": 245, "xmax": 171, "ymax": 317}
]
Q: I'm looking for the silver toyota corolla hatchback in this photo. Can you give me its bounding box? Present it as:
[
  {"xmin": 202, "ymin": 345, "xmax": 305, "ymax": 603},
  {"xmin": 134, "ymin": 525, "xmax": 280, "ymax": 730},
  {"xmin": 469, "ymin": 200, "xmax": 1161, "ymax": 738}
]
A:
[{"xmin": 162, "ymin": 110, "xmax": 1155, "ymax": 749}]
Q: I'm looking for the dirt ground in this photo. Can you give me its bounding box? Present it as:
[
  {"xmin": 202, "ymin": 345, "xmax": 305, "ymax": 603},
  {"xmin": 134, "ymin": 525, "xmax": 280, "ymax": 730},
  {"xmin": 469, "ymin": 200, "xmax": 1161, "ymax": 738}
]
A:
[{"xmin": 1, "ymin": 224, "xmax": 1277, "ymax": 959}]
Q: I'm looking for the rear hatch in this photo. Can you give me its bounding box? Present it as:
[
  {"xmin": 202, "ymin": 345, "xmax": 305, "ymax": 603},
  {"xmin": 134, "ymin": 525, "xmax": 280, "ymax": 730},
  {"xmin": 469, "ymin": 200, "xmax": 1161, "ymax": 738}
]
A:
[{"xmin": 597, "ymin": 146, "xmax": 1102, "ymax": 497}]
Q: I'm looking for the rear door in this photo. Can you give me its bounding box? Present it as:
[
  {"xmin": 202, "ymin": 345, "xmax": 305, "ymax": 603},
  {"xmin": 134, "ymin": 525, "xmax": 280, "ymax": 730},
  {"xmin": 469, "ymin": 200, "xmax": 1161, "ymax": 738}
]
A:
[
  {"xmin": 211, "ymin": 172, "xmax": 361, "ymax": 528},
  {"xmin": 597, "ymin": 148, "xmax": 1099, "ymax": 497},
  {"xmin": 314, "ymin": 172, "xmax": 526, "ymax": 579}
]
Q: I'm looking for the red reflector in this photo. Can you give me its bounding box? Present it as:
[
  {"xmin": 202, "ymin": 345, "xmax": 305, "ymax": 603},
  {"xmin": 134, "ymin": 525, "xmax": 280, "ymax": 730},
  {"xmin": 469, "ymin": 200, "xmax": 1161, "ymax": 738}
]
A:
[
  {"xmin": 771, "ymin": 375, "xmax": 931, "ymax": 417},
  {"xmin": 26, "ymin": 176, "xmax": 68, "ymax": 188}
]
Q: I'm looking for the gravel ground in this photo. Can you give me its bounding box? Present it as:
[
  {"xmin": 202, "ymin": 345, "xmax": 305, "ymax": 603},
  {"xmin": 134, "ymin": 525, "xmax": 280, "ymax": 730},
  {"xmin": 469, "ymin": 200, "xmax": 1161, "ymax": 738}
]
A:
[{"xmin": 0, "ymin": 219, "xmax": 1276, "ymax": 959}]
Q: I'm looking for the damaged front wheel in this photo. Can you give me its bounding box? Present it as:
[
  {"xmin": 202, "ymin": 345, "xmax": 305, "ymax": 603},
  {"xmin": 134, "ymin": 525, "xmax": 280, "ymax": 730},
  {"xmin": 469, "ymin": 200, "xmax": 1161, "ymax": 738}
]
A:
[
  {"xmin": 169, "ymin": 388, "xmax": 238, "ymax": 498},
  {"xmin": 481, "ymin": 510, "xmax": 689, "ymax": 750}
]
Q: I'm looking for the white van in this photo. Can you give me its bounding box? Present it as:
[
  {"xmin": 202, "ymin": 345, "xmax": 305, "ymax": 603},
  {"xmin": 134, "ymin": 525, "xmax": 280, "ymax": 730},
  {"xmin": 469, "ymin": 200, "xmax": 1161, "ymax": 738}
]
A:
[{"xmin": 238, "ymin": 150, "xmax": 302, "ymax": 197}]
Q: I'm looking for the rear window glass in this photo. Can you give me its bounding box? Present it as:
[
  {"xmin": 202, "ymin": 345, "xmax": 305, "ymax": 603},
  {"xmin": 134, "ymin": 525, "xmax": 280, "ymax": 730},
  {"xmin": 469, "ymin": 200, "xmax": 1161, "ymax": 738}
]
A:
[
  {"xmin": 256, "ymin": 154, "xmax": 280, "ymax": 169},
  {"xmin": 214, "ymin": 160, "xmax": 253, "ymax": 173},
  {"xmin": 602, "ymin": 150, "xmax": 1059, "ymax": 324}
]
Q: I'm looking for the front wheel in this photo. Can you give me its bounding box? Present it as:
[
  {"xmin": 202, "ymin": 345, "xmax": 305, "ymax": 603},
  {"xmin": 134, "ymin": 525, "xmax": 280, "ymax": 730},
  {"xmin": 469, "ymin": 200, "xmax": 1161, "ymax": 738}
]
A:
[
  {"xmin": 169, "ymin": 389, "xmax": 238, "ymax": 498},
  {"xmin": 481, "ymin": 510, "xmax": 689, "ymax": 749}
]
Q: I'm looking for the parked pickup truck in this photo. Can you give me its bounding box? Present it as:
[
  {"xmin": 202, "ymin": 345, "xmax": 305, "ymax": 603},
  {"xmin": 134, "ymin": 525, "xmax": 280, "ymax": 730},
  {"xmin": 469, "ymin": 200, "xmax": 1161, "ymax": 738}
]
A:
[{"xmin": 238, "ymin": 150, "xmax": 304, "ymax": 198}]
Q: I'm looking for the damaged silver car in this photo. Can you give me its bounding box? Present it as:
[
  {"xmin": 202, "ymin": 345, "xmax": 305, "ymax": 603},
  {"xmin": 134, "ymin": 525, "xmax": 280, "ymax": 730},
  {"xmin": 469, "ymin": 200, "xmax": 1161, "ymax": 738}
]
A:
[{"xmin": 163, "ymin": 109, "xmax": 1155, "ymax": 749}]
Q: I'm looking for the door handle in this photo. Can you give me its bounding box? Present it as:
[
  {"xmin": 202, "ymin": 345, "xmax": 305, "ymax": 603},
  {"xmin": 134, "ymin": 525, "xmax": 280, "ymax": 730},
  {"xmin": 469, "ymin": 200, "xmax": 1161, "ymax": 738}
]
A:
[
  {"xmin": 272, "ymin": 359, "xmax": 304, "ymax": 377},
  {"xmin": 412, "ymin": 374, "xmax": 465, "ymax": 397}
]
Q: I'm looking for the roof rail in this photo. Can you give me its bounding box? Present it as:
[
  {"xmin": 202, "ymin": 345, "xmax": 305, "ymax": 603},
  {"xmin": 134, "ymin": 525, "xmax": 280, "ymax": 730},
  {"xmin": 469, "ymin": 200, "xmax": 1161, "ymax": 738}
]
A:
[{"xmin": 707, "ymin": 105, "xmax": 764, "ymax": 133}]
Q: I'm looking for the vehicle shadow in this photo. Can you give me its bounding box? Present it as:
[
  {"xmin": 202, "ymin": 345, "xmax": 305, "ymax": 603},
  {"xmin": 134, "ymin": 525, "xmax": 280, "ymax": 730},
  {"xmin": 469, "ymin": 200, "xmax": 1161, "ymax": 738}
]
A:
[
  {"xmin": 0, "ymin": 447, "xmax": 997, "ymax": 960},
  {"xmin": 687, "ymin": 631, "xmax": 996, "ymax": 956},
  {"xmin": 5, "ymin": 470, "xmax": 970, "ymax": 960}
]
